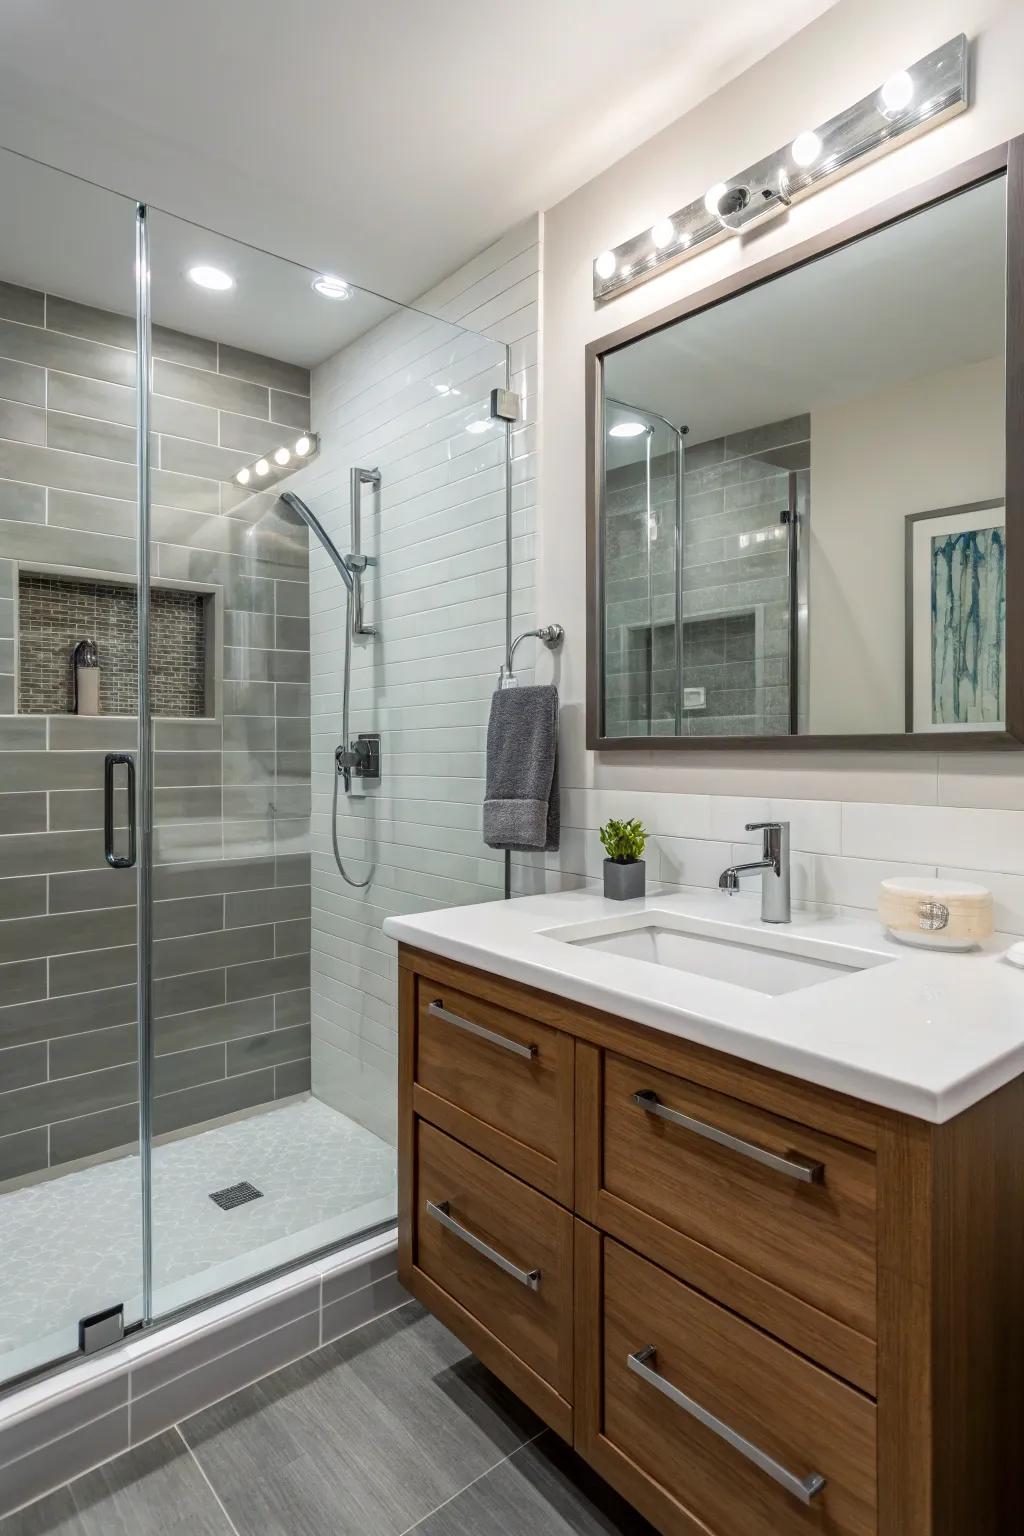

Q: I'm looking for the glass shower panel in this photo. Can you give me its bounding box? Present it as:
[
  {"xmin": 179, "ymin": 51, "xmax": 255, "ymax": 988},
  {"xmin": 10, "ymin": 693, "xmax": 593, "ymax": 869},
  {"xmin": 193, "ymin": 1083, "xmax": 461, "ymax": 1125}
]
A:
[
  {"xmin": 0, "ymin": 150, "xmax": 143, "ymax": 1386},
  {"xmin": 144, "ymin": 207, "xmax": 512, "ymax": 1320},
  {"xmin": 603, "ymin": 402, "xmax": 681, "ymax": 735}
]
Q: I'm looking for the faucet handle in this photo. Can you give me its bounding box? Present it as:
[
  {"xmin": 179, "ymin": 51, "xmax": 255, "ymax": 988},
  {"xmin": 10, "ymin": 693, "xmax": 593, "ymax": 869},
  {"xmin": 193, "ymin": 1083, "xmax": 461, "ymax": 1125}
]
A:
[{"xmin": 744, "ymin": 820, "xmax": 788, "ymax": 832}]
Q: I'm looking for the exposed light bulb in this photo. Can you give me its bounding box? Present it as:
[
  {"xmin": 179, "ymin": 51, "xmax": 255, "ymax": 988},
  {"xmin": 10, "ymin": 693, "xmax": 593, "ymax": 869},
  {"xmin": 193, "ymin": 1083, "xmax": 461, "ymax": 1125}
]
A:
[
  {"xmin": 595, "ymin": 250, "xmax": 616, "ymax": 280},
  {"xmin": 273, "ymin": 447, "xmax": 291, "ymax": 466},
  {"xmin": 235, "ymin": 467, "xmax": 250, "ymax": 485},
  {"xmin": 254, "ymin": 458, "xmax": 270, "ymax": 477},
  {"xmin": 188, "ymin": 265, "xmax": 233, "ymax": 291},
  {"xmin": 312, "ymin": 275, "xmax": 351, "ymax": 300},
  {"xmin": 704, "ymin": 183, "xmax": 728, "ymax": 219},
  {"xmin": 608, "ymin": 421, "xmax": 647, "ymax": 438},
  {"xmin": 880, "ymin": 70, "xmax": 914, "ymax": 114},
  {"xmin": 294, "ymin": 436, "xmax": 312, "ymax": 456},
  {"xmin": 651, "ymin": 218, "xmax": 675, "ymax": 249},
  {"xmin": 791, "ymin": 130, "xmax": 822, "ymax": 168}
]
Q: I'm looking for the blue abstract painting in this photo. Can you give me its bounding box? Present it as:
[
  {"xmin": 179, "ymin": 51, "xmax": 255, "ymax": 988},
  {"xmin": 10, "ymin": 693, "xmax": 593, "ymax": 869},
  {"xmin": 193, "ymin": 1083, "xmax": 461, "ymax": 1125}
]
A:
[{"xmin": 931, "ymin": 526, "xmax": 1005, "ymax": 726}]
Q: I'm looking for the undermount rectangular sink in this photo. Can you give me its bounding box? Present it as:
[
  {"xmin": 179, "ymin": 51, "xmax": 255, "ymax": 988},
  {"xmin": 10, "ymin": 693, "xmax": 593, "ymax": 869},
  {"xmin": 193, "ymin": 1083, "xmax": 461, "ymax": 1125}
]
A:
[{"xmin": 551, "ymin": 916, "xmax": 883, "ymax": 997}]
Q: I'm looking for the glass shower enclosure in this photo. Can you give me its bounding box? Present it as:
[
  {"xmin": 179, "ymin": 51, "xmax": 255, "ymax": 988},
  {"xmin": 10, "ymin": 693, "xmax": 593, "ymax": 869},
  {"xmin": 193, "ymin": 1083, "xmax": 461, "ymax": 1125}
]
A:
[{"xmin": 0, "ymin": 149, "xmax": 515, "ymax": 1388}]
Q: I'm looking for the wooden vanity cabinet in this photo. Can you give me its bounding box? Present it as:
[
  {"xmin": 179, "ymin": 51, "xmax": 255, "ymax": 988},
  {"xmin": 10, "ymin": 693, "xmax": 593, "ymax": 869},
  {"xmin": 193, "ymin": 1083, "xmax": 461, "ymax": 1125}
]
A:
[{"xmin": 398, "ymin": 944, "xmax": 1024, "ymax": 1536}]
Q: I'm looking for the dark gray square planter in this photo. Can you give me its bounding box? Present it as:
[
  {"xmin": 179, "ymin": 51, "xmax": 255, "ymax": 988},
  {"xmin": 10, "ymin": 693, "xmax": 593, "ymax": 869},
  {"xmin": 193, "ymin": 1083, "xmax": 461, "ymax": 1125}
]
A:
[{"xmin": 603, "ymin": 859, "xmax": 645, "ymax": 900}]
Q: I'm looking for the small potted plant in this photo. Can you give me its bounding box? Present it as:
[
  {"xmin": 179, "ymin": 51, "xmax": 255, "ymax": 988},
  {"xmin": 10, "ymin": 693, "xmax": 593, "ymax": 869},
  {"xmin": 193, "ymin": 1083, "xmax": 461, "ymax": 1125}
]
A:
[{"xmin": 599, "ymin": 817, "xmax": 648, "ymax": 901}]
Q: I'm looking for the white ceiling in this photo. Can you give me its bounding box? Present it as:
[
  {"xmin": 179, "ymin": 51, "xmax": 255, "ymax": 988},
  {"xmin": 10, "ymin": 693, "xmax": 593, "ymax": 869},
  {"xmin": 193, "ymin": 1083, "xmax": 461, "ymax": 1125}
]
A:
[
  {"xmin": 0, "ymin": 0, "xmax": 836, "ymax": 361},
  {"xmin": 605, "ymin": 174, "xmax": 1007, "ymax": 452}
]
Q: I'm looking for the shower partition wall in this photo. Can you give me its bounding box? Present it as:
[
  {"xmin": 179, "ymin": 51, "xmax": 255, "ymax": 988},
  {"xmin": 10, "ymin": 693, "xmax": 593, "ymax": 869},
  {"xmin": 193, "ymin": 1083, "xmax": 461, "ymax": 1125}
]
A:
[{"xmin": 0, "ymin": 150, "xmax": 516, "ymax": 1391}]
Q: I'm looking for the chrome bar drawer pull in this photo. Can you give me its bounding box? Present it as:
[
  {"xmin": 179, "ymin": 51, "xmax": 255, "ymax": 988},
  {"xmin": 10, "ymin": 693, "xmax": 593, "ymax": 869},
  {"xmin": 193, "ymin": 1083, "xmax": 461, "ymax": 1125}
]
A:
[
  {"xmin": 426, "ymin": 1200, "xmax": 541, "ymax": 1290},
  {"xmin": 627, "ymin": 1346, "xmax": 826, "ymax": 1506},
  {"xmin": 428, "ymin": 1000, "xmax": 536, "ymax": 1059},
  {"xmin": 632, "ymin": 1089, "xmax": 824, "ymax": 1184}
]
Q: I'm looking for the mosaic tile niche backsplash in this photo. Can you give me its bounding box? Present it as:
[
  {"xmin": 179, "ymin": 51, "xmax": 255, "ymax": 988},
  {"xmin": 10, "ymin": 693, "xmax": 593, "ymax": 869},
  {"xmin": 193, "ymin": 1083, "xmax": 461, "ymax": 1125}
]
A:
[{"xmin": 18, "ymin": 574, "xmax": 207, "ymax": 716}]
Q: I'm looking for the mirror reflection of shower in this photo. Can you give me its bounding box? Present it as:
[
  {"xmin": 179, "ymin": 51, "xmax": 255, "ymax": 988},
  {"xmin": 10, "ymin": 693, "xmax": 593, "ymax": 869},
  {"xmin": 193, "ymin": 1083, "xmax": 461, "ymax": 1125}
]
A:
[{"xmin": 278, "ymin": 483, "xmax": 380, "ymax": 890}]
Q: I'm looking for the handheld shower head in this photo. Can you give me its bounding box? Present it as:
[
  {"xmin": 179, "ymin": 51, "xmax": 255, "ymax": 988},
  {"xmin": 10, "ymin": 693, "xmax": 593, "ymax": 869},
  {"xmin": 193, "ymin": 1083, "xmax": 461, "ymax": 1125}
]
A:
[{"xmin": 279, "ymin": 491, "xmax": 354, "ymax": 594}]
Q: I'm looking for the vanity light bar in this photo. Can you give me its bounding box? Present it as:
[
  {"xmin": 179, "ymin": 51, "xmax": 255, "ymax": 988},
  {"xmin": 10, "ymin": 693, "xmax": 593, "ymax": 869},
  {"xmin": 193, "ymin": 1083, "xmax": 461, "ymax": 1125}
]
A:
[
  {"xmin": 592, "ymin": 33, "xmax": 969, "ymax": 303},
  {"xmin": 233, "ymin": 431, "xmax": 320, "ymax": 489}
]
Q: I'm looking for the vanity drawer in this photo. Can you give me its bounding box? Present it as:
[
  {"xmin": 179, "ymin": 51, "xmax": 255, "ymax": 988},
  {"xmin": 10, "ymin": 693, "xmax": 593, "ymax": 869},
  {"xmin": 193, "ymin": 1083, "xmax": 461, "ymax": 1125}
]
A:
[
  {"xmin": 602, "ymin": 1053, "xmax": 877, "ymax": 1340},
  {"xmin": 601, "ymin": 1238, "xmax": 877, "ymax": 1536},
  {"xmin": 414, "ymin": 1120, "xmax": 573, "ymax": 1404},
  {"xmin": 415, "ymin": 979, "xmax": 573, "ymax": 1202}
]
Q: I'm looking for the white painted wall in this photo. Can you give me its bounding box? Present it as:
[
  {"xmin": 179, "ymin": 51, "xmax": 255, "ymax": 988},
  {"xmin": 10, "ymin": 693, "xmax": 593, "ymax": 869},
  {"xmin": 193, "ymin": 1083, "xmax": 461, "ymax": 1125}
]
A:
[
  {"xmin": 303, "ymin": 220, "xmax": 539, "ymax": 1143},
  {"xmin": 808, "ymin": 356, "xmax": 1005, "ymax": 734},
  {"xmin": 531, "ymin": 0, "xmax": 1024, "ymax": 935}
]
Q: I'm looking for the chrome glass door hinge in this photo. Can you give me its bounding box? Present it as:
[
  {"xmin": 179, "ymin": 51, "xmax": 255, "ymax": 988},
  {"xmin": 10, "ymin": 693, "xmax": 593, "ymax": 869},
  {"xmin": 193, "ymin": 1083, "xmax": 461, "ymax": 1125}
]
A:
[
  {"xmin": 490, "ymin": 388, "xmax": 521, "ymax": 423},
  {"xmin": 79, "ymin": 1303, "xmax": 124, "ymax": 1355}
]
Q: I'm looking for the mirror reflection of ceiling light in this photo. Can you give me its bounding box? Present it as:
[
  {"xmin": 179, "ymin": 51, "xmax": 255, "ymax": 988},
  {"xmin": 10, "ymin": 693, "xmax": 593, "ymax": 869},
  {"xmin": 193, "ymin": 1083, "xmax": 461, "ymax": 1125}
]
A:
[
  {"xmin": 188, "ymin": 264, "xmax": 234, "ymax": 291},
  {"xmin": 791, "ymin": 130, "xmax": 822, "ymax": 168},
  {"xmin": 592, "ymin": 34, "xmax": 967, "ymax": 302},
  {"xmin": 233, "ymin": 434, "xmax": 321, "ymax": 489},
  {"xmin": 608, "ymin": 421, "xmax": 647, "ymax": 438},
  {"xmin": 312, "ymin": 275, "xmax": 351, "ymax": 300},
  {"xmin": 466, "ymin": 420, "xmax": 491, "ymax": 434}
]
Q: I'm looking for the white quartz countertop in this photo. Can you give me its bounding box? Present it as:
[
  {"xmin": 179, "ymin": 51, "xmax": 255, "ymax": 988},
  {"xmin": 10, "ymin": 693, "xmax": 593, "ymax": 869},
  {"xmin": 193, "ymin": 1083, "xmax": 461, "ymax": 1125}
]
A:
[{"xmin": 383, "ymin": 888, "xmax": 1024, "ymax": 1124}]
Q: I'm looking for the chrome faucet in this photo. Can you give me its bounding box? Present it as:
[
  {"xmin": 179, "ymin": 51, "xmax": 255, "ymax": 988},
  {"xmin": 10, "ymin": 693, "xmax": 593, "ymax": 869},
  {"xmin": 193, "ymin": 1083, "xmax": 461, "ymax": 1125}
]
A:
[{"xmin": 719, "ymin": 821, "xmax": 791, "ymax": 923}]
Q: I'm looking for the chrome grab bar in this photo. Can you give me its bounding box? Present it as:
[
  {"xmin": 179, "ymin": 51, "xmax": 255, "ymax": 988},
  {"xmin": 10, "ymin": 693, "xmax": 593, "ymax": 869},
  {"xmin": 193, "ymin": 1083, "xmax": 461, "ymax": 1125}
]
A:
[
  {"xmin": 627, "ymin": 1346, "xmax": 826, "ymax": 1505},
  {"xmin": 428, "ymin": 1000, "xmax": 536, "ymax": 1060},
  {"xmin": 348, "ymin": 466, "xmax": 380, "ymax": 637},
  {"xmin": 632, "ymin": 1090, "xmax": 824, "ymax": 1184},
  {"xmin": 426, "ymin": 1200, "xmax": 541, "ymax": 1290}
]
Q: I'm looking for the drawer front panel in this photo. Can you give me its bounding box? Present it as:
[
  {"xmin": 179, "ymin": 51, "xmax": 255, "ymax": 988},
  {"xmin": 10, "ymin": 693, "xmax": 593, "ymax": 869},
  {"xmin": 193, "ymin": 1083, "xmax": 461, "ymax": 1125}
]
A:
[
  {"xmin": 416, "ymin": 982, "xmax": 569, "ymax": 1163},
  {"xmin": 603, "ymin": 1052, "xmax": 877, "ymax": 1338},
  {"xmin": 415, "ymin": 1120, "xmax": 572, "ymax": 1397},
  {"xmin": 602, "ymin": 1239, "xmax": 877, "ymax": 1536}
]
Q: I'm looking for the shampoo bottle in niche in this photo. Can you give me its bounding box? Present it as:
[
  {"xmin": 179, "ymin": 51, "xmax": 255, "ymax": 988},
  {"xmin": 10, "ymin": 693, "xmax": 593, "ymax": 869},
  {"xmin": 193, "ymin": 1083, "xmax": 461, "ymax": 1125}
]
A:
[{"xmin": 71, "ymin": 638, "xmax": 99, "ymax": 716}]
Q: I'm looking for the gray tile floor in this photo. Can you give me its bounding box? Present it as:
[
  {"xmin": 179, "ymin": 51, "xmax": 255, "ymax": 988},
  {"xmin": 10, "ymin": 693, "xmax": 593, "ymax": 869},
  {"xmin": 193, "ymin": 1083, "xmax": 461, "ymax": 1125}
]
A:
[{"xmin": 0, "ymin": 1303, "xmax": 654, "ymax": 1536}]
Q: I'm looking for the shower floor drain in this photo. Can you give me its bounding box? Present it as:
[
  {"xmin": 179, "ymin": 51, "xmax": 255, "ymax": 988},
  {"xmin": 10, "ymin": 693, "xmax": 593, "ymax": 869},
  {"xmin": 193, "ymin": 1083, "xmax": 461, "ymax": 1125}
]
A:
[{"xmin": 209, "ymin": 1181, "xmax": 263, "ymax": 1211}]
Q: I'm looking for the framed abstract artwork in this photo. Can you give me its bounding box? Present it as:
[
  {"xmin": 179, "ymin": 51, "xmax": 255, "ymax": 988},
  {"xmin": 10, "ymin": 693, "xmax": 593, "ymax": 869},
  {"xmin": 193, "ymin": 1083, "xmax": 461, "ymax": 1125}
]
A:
[{"xmin": 905, "ymin": 499, "xmax": 1006, "ymax": 733}]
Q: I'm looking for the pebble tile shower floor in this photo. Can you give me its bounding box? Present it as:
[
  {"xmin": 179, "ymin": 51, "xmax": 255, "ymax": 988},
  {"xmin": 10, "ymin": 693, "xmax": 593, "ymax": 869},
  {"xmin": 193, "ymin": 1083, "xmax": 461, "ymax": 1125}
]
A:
[
  {"xmin": 0, "ymin": 1099, "xmax": 396, "ymax": 1381},
  {"xmin": 0, "ymin": 1304, "xmax": 654, "ymax": 1535}
]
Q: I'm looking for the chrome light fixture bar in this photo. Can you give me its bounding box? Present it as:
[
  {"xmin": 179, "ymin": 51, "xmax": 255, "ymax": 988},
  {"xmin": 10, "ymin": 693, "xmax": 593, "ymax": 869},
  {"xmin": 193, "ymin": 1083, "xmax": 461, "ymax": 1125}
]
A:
[
  {"xmin": 233, "ymin": 431, "xmax": 320, "ymax": 489},
  {"xmin": 593, "ymin": 33, "xmax": 969, "ymax": 303}
]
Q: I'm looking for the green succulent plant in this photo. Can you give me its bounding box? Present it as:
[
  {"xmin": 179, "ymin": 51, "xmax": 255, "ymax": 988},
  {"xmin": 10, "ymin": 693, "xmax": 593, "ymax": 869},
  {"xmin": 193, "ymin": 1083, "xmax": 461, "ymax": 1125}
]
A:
[{"xmin": 598, "ymin": 817, "xmax": 648, "ymax": 865}]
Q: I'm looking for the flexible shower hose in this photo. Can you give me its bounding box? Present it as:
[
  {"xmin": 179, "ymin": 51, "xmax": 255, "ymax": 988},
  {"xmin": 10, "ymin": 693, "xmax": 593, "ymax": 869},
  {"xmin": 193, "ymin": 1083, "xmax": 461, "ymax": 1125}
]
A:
[{"xmin": 330, "ymin": 588, "xmax": 374, "ymax": 889}]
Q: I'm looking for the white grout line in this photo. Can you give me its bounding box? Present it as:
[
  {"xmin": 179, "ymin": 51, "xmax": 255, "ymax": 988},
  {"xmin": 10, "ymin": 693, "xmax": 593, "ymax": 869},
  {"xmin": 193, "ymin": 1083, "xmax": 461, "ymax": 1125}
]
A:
[
  {"xmin": 177, "ymin": 1424, "xmax": 244, "ymax": 1536},
  {"xmin": 396, "ymin": 1430, "xmax": 546, "ymax": 1536}
]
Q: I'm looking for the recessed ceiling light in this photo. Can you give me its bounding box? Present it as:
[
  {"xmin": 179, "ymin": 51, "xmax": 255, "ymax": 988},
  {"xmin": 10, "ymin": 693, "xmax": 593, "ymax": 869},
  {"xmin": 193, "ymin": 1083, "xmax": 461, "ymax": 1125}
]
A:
[
  {"xmin": 188, "ymin": 264, "xmax": 234, "ymax": 291},
  {"xmin": 294, "ymin": 436, "xmax": 312, "ymax": 456},
  {"xmin": 651, "ymin": 219, "xmax": 675, "ymax": 249},
  {"xmin": 313, "ymin": 275, "xmax": 351, "ymax": 300},
  {"xmin": 273, "ymin": 447, "xmax": 291, "ymax": 466},
  {"xmin": 791, "ymin": 130, "xmax": 822, "ymax": 168},
  {"xmin": 466, "ymin": 420, "xmax": 491, "ymax": 434},
  {"xmin": 609, "ymin": 421, "xmax": 648, "ymax": 438},
  {"xmin": 254, "ymin": 458, "xmax": 270, "ymax": 477}
]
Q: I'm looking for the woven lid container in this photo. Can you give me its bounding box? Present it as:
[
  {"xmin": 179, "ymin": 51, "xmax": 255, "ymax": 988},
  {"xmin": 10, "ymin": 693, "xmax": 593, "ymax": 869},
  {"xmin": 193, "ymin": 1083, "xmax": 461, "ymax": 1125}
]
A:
[{"xmin": 878, "ymin": 876, "xmax": 993, "ymax": 949}]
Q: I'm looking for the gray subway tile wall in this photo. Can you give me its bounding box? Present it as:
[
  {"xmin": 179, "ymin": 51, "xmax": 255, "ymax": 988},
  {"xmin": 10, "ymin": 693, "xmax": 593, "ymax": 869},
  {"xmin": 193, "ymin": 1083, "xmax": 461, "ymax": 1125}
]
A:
[{"xmin": 0, "ymin": 280, "xmax": 314, "ymax": 1187}]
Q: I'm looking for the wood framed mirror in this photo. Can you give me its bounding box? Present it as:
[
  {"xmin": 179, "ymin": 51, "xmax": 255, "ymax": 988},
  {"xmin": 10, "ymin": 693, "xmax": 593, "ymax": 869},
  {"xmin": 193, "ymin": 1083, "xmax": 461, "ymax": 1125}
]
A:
[{"xmin": 585, "ymin": 139, "xmax": 1024, "ymax": 750}]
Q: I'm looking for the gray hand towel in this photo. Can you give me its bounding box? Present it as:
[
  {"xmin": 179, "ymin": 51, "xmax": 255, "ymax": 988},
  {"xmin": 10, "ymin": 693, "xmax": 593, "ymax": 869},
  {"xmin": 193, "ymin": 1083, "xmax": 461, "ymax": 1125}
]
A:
[{"xmin": 483, "ymin": 684, "xmax": 560, "ymax": 852}]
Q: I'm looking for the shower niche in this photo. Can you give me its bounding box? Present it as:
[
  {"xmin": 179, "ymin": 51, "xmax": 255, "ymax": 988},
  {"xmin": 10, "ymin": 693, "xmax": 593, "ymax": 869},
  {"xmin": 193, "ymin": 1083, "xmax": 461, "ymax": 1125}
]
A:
[{"xmin": 16, "ymin": 568, "xmax": 219, "ymax": 718}]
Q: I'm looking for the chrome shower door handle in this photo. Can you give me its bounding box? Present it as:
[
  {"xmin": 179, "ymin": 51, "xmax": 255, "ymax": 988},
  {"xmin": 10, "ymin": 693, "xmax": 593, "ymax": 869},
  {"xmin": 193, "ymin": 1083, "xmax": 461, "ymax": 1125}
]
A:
[
  {"xmin": 104, "ymin": 752, "xmax": 137, "ymax": 869},
  {"xmin": 626, "ymin": 1346, "xmax": 826, "ymax": 1505}
]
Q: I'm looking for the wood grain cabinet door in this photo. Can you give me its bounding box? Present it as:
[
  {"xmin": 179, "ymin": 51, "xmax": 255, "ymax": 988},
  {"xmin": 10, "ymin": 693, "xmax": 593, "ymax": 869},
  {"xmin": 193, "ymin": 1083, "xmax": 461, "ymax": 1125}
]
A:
[
  {"xmin": 602, "ymin": 1053, "xmax": 877, "ymax": 1340},
  {"xmin": 602, "ymin": 1238, "xmax": 877, "ymax": 1536}
]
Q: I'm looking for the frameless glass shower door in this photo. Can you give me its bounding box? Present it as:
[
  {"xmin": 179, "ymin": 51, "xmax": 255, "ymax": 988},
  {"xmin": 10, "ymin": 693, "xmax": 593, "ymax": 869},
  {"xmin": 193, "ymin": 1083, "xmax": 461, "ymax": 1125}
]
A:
[
  {"xmin": 0, "ymin": 149, "xmax": 516, "ymax": 1392},
  {"xmin": 0, "ymin": 149, "xmax": 145, "ymax": 1384}
]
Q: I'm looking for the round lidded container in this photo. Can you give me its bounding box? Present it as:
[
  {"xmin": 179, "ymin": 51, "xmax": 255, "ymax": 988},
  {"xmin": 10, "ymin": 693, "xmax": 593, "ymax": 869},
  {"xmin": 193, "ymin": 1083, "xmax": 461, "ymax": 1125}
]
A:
[{"xmin": 878, "ymin": 876, "xmax": 993, "ymax": 951}]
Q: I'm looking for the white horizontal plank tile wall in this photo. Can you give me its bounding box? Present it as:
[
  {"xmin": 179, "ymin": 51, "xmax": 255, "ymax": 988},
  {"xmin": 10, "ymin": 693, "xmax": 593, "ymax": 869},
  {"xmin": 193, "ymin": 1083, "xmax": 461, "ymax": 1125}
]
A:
[{"xmin": 305, "ymin": 219, "xmax": 540, "ymax": 1143}]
